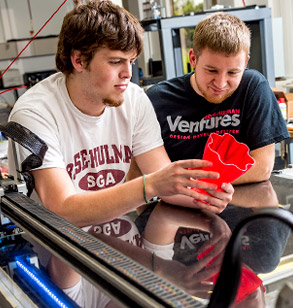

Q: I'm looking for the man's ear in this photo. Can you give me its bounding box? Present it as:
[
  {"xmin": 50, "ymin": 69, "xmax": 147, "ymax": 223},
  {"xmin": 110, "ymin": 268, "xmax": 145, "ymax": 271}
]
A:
[
  {"xmin": 245, "ymin": 55, "xmax": 250, "ymax": 68},
  {"xmin": 189, "ymin": 49, "xmax": 197, "ymax": 69},
  {"xmin": 71, "ymin": 50, "xmax": 84, "ymax": 73}
]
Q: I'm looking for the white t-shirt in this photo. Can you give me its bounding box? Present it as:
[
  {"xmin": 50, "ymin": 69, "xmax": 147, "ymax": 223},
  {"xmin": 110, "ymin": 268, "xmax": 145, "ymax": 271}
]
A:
[
  {"xmin": 9, "ymin": 72, "xmax": 163, "ymax": 189},
  {"xmin": 8, "ymin": 72, "xmax": 164, "ymax": 308}
]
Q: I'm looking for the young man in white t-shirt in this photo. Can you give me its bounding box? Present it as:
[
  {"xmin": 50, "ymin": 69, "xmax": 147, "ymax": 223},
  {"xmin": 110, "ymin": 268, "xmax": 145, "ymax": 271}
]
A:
[{"xmin": 8, "ymin": 1, "xmax": 233, "ymax": 307}]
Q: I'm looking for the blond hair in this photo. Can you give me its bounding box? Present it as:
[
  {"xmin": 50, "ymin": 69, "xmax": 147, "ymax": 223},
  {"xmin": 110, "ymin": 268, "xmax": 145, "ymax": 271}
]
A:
[{"xmin": 193, "ymin": 12, "xmax": 251, "ymax": 58}]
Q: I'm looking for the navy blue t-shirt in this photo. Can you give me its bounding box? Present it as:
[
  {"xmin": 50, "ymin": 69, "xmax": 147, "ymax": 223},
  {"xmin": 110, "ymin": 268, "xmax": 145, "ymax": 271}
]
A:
[{"xmin": 147, "ymin": 69, "xmax": 289, "ymax": 161}]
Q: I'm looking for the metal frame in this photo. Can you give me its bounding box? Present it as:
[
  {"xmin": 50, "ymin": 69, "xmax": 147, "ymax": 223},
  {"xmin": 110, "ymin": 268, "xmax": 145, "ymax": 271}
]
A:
[
  {"xmin": 142, "ymin": 6, "xmax": 275, "ymax": 86},
  {"xmin": 1, "ymin": 192, "xmax": 205, "ymax": 308}
]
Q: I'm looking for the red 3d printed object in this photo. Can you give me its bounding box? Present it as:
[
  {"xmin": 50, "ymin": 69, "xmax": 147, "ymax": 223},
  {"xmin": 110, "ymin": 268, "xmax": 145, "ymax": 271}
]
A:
[{"xmin": 192, "ymin": 133, "xmax": 255, "ymax": 197}]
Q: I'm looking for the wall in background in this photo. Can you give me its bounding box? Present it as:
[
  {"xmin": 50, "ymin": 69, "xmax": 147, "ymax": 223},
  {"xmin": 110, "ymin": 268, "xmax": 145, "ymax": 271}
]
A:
[
  {"xmin": 0, "ymin": 0, "xmax": 123, "ymax": 41},
  {"xmin": 0, "ymin": 0, "xmax": 74, "ymax": 105},
  {"xmin": 0, "ymin": 0, "xmax": 122, "ymax": 105},
  {"xmin": 206, "ymin": 0, "xmax": 293, "ymax": 79},
  {"xmin": 271, "ymin": 0, "xmax": 293, "ymax": 78},
  {"xmin": 0, "ymin": 0, "xmax": 74, "ymax": 41},
  {"xmin": 0, "ymin": 0, "xmax": 293, "ymax": 106}
]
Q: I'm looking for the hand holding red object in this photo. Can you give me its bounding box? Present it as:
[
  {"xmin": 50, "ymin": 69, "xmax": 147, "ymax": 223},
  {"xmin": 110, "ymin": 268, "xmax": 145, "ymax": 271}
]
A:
[
  {"xmin": 192, "ymin": 133, "xmax": 255, "ymax": 197},
  {"xmin": 197, "ymin": 246, "xmax": 264, "ymax": 304}
]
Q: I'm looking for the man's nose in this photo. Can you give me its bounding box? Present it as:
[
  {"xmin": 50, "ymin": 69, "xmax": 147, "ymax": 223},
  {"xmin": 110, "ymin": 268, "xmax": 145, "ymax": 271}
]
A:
[
  {"xmin": 120, "ymin": 63, "xmax": 132, "ymax": 79},
  {"xmin": 214, "ymin": 73, "xmax": 228, "ymax": 89}
]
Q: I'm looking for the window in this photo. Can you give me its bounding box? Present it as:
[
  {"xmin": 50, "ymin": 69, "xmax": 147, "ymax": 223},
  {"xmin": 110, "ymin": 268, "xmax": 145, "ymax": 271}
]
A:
[{"xmin": 171, "ymin": 0, "xmax": 204, "ymax": 74}]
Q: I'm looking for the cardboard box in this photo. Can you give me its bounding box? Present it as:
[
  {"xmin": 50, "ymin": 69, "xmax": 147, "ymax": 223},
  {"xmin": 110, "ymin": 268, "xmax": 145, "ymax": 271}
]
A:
[
  {"xmin": 286, "ymin": 93, "xmax": 293, "ymax": 119},
  {"xmin": 273, "ymin": 91, "xmax": 293, "ymax": 120},
  {"xmin": 273, "ymin": 90, "xmax": 289, "ymax": 119},
  {"xmin": 274, "ymin": 90, "xmax": 287, "ymax": 102}
]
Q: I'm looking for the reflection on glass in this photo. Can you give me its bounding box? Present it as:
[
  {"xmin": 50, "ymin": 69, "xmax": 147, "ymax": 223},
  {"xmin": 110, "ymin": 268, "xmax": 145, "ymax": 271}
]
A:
[
  {"xmin": 136, "ymin": 180, "xmax": 292, "ymax": 307},
  {"xmin": 88, "ymin": 207, "xmax": 228, "ymax": 301},
  {"xmin": 4, "ymin": 179, "xmax": 292, "ymax": 307}
]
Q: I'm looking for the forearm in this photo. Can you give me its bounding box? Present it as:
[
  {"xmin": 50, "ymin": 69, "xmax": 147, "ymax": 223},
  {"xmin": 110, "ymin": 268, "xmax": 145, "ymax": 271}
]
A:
[
  {"xmin": 160, "ymin": 182, "xmax": 233, "ymax": 214},
  {"xmin": 47, "ymin": 177, "xmax": 149, "ymax": 227},
  {"xmin": 127, "ymin": 158, "xmax": 200, "ymax": 210},
  {"xmin": 92, "ymin": 232, "xmax": 159, "ymax": 271},
  {"xmin": 143, "ymin": 203, "xmax": 218, "ymax": 245},
  {"xmin": 48, "ymin": 255, "xmax": 80, "ymax": 289},
  {"xmin": 33, "ymin": 153, "xmax": 229, "ymax": 227},
  {"xmin": 34, "ymin": 167, "xmax": 198, "ymax": 227},
  {"xmin": 48, "ymin": 233, "xmax": 156, "ymax": 289},
  {"xmin": 232, "ymin": 161, "xmax": 273, "ymax": 185},
  {"xmin": 32, "ymin": 168, "xmax": 151, "ymax": 227},
  {"xmin": 230, "ymin": 180, "xmax": 278, "ymax": 208},
  {"xmin": 161, "ymin": 194, "xmax": 196, "ymax": 208},
  {"xmin": 232, "ymin": 144, "xmax": 275, "ymax": 185}
]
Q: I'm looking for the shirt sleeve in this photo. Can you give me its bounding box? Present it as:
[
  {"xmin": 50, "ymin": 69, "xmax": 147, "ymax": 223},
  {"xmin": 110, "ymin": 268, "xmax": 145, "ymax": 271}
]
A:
[
  {"xmin": 131, "ymin": 86, "xmax": 164, "ymax": 157},
  {"xmin": 241, "ymin": 77, "xmax": 289, "ymax": 151},
  {"xmin": 9, "ymin": 106, "xmax": 65, "ymax": 171}
]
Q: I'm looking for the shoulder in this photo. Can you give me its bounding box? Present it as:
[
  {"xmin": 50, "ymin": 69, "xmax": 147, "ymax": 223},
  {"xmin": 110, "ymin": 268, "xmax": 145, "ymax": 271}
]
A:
[
  {"xmin": 146, "ymin": 73, "xmax": 192, "ymax": 101},
  {"xmin": 121, "ymin": 82, "xmax": 156, "ymax": 118},
  {"xmin": 123, "ymin": 82, "xmax": 150, "ymax": 106},
  {"xmin": 241, "ymin": 69, "xmax": 268, "ymax": 85},
  {"xmin": 147, "ymin": 73, "xmax": 191, "ymax": 93},
  {"xmin": 13, "ymin": 73, "xmax": 64, "ymax": 105},
  {"xmin": 10, "ymin": 73, "xmax": 68, "ymax": 122},
  {"xmin": 23, "ymin": 72, "xmax": 64, "ymax": 95},
  {"xmin": 238, "ymin": 69, "xmax": 272, "ymax": 96},
  {"xmin": 11, "ymin": 72, "xmax": 66, "ymax": 115},
  {"xmin": 125, "ymin": 81, "xmax": 146, "ymax": 97},
  {"xmin": 123, "ymin": 82, "xmax": 151, "ymax": 106}
]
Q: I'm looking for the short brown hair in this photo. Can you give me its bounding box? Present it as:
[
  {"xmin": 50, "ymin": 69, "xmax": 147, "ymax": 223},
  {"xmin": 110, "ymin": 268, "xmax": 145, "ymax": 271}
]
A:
[
  {"xmin": 56, "ymin": 0, "xmax": 144, "ymax": 75},
  {"xmin": 193, "ymin": 12, "xmax": 251, "ymax": 58}
]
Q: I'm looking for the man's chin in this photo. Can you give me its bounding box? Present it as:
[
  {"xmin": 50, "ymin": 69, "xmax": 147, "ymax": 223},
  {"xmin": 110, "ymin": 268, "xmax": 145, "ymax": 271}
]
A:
[
  {"xmin": 205, "ymin": 96, "xmax": 226, "ymax": 104},
  {"xmin": 204, "ymin": 92, "xmax": 234, "ymax": 104},
  {"xmin": 103, "ymin": 98, "xmax": 124, "ymax": 107}
]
